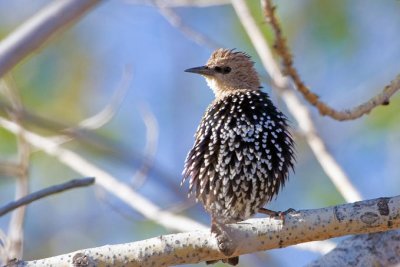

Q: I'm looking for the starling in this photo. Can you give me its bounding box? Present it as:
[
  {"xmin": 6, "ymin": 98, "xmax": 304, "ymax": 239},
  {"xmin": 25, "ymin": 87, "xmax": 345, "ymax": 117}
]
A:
[{"xmin": 182, "ymin": 49, "xmax": 295, "ymax": 265}]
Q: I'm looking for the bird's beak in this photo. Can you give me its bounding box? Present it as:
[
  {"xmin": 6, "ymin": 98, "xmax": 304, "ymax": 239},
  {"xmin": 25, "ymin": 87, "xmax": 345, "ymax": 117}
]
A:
[{"xmin": 184, "ymin": 66, "xmax": 214, "ymax": 76}]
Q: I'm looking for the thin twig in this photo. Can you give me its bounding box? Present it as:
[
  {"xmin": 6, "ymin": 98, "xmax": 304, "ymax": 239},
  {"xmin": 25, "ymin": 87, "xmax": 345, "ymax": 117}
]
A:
[
  {"xmin": 0, "ymin": 117, "xmax": 207, "ymax": 232},
  {"xmin": 131, "ymin": 103, "xmax": 159, "ymax": 189},
  {"xmin": 9, "ymin": 195, "xmax": 400, "ymax": 266},
  {"xmin": 231, "ymin": 0, "xmax": 363, "ymax": 203},
  {"xmin": 0, "ymin": 0, "xmax": 103, "ymax": 78},
  {"xmin": 6, "ymin": 133, "xmax": 29, "ymax": 261},
  {"xmin": 152, "ymin": 0, "xmax": 221, "ymax": 48},
  {"xmin": 0, "ymin": 103, "xmax": 185, "ymax": 199},
  {"xmin": 262, "ymin": 0, "xmax": 400, "ymax": 121},
  {"xmin": 1, "ymin": 78, "xmax": 30, "ymax": 261},
  {"xmin": 0, "ymin": 178, "xmax": 95, "ymax": 217},
  {"xmin": 48, "ymin": 65, "xmax": 133, "ymax": 145},
  {"xmin": 76, "ymin": 66, "xmax": 133, "ymax": 130}
]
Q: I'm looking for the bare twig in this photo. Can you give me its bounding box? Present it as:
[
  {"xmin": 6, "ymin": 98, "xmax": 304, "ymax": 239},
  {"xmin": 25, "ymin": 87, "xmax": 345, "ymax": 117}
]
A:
[
  {"xmin": 131, "ymin": 103, "xmax": 159, "ymax": 189},
  {"xmin": 6, "ymin": 134, "xmax": 29, "ymax": 261},
  {"xmin": 0, "ymin": 117, "xmax": 207, "ymax": 232},
  {"xmin": 307, "ymin": 230, "xmax": 400, "ymax": 267},
  {"xmin": 0, "ymin": 103, "xmax": 184, "ymax": 198},
  {"xmin": 231, "ymin": 0, "xmax": 362, "ymax": 203},
  {"xmin": 48, "ymin": 65, "xmax": 133, "ymax": 145},
  {"xmin": 9, "ymin": 195, "xmax": 400, "ymax": 266},
  {"xmin": 0, "ymin": 178, "xmax": 95, "ymax": 217},
  {"xmin": 0, "ymin": 0, "xmax": 102, "ymax": 78},
  {"xmin": 262, "ymin": 0, "xmax": 400, "ymax": 121},
  {"xmin": 76, "ymin": 66, "xmax": 132, "ymax": 130},
  {"xmin": 152, "ymin": 0, "xmax": 221, "ymax": 48},
  {"xmin": 1, "ymin": 79, "xmax": 30, "ymax": 261},
  {"xmin": 281, "ymin": 91, "xmax": 363, "ymax": 203},
  {"xmin": 0, "ymin": 230, "xmax": 9, "ymax": 264}
]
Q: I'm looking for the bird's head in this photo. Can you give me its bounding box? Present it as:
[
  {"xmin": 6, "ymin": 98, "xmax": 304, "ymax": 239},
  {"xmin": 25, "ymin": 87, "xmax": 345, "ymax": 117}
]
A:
[{"xmin": 185, "ymin": 48, "xmax": 261, "ymax": 98}]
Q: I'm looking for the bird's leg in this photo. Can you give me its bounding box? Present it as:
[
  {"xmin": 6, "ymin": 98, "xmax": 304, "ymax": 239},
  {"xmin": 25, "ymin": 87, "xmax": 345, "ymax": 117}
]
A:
[
  {"xmin": 259, "ymin": 207, "xmax": 280, "ymax": 217},
  {"xmin": 211, "ymin": 217, "xmax": 236, "ymax": 256},
  {"xmin": 206, "ymin": 217, "xmax": 238, "ymax": 265},
  {"xmin": 259, "ymin": 207, "xmax": 297, "ymax": 223}
]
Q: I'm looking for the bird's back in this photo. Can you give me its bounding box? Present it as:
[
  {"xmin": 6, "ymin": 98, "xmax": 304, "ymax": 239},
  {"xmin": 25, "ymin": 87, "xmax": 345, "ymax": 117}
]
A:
[{"xmin": 182, "ymin": 89, "xmax": 295, "ymax": 223}]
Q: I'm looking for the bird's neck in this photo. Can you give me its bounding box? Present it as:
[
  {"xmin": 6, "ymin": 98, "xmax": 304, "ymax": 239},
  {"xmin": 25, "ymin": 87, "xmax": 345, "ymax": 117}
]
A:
[{"xmin": 206, "ymin": 77, "xmax": 259, "ymax": 100}]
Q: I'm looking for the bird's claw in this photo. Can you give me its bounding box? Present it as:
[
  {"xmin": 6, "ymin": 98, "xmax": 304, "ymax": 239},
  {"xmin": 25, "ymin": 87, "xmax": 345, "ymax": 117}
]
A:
[{"xmin": 259, "ymin": 207, "xmax": 297, "ymax": 223}]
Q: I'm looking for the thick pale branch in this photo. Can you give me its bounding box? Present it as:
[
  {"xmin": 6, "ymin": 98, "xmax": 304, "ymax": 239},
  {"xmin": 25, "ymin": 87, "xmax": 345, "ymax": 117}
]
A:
[
  {"xmin": 8, "ymin": 195, "xmax": 400, "ymax": 266},
  {"xmin": 262, "ymin": 0, "xmax": 400, "ymax": 121},
  {"xmin": 0, "ymin": 0, "xmax": 102, "ymax": 78},
  {"xmin": 0, "ymin": 178, "xmax": 95, "ymax": 217},
  {"xmin": 307, "ymin": 230, "xmax": 400, "ymax": 267}
]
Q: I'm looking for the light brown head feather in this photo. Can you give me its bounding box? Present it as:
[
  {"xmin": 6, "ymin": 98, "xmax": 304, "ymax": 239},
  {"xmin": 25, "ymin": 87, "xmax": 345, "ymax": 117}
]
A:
[{"xmin": 205, "ymin": 48, "xmax": 261, "ymax": 98}]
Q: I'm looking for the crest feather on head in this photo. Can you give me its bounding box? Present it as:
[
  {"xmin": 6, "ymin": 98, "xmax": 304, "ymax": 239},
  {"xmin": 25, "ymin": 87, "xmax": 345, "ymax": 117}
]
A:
[{"xmin": 208, "ymin": 48, "xmax": 254, "ymax": 67}]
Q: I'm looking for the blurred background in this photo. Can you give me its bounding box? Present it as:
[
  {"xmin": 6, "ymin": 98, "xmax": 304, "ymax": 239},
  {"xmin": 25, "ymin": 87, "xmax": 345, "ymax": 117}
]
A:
[{"xmin": 0, "ymin": 0, "xmax": 399, "ymax": 266}]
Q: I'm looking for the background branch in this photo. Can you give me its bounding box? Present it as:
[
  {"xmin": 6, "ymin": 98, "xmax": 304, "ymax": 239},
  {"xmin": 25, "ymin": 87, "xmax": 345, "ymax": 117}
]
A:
[
  {"xmin": 263, "ymin": 0, "xmax": 400, "ymax": 121},
  {"xmin": 0, "ymin": 178, "xmax": 95, "ymax": 217},
  {"xmin": 9, "ymin": 195, "xmax": 400, "ymax": 266},
  {"xmin": 0, "ymin": 116, "xmax": 207, "ymax": 232},
  {"xmin": 152, "ymin": 0, "xmax": 221, "ymax": 48},
  {"xmin": 1, "ymin": 79, "xmax": 30, "ymax": 262},
  {"xmin": 231, "ymin": 0, "xmax": 362, "ymax": 202},
  {"xmin": 0, "ymin": 0, "xmax": 103, "ymax": 78},
  {"xmin": 131, "ymin": 103, "xmax": 159, "ymax": 189},
  {"xmin": 307, "ymin": 230, "xmax": 400, "ymax": 267}
]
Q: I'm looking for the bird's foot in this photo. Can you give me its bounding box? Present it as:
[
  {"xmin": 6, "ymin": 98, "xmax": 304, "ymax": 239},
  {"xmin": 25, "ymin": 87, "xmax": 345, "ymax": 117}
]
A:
[
  {"xmin": 215, "ymin": 230, "xmax": 236, "ymax": 257},
  {"xmin": 259, "ymin": 207, "xmax": 296, "ymax": 223},
  {"xmin": 211, "ymin": 221, "xmax": 236, "ymax": 256},
  {"xmin": 206, "ymin": 219, "xmax": 238, "ymax": 265}
]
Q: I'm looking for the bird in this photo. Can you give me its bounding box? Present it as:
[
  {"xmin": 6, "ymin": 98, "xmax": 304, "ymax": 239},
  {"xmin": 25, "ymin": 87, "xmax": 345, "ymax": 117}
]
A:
[{"xmin": 182, "ymin": 48, "xmax": 295, "ymax": 265}]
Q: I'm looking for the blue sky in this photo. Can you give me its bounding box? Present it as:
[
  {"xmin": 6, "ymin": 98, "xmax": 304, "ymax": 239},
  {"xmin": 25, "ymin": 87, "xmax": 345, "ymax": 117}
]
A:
[{"xmin": 0, "ymin": 1, "xmax": 399, "ymax": 266}]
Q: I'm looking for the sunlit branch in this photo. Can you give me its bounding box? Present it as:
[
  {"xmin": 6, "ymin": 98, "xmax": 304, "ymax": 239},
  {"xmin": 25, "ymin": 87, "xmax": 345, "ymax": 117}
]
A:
[{"xmin": 9, "ymin": 195, "xmax": 400, "ymax": 266}]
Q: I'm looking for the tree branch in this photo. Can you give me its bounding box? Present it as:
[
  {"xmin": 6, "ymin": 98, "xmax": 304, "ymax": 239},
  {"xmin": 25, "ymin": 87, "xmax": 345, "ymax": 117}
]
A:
[
  {"xmin": 151, "ymin": 0, "xmax": 221, "ymax": 48},
  {"xmin": 231, "ymin": 0, "xmax": 362, "ymax": 202},
  {"xmin": 1, "ymin": 79, "xmax": 31, "ymax": 261},
  {"xmin": 0, "ymin": 178, "xmax": 95, "ymax": 217},
  {"xmin": 8, "ymin": 195, "xmax": 400, "ymax": 266},
  {"xmin": 0, "ymin": 0, "xmax": 103, "ymax": 78},
  {"xmin": 307, "ymin": 230, "xmax": 400, "ymax": 267},
  {"xmin": 262, "ymin": 0, "xmax": 400, "ymax": 121},
  {"xmin": 0, "ymin": 116, "xmax": 207, "ymax": 232}
]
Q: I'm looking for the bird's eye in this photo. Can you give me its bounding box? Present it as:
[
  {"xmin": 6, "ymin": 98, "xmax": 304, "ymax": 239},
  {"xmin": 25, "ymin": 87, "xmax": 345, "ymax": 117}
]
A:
[
  {"xmin": 214, "ymin": 66, "xmax": 231, "ymax": 74},
  {"xmin": 222, "ymin": 67, "xmax": 231, "ymax": 74},
  {"xmin": 214, "ymin": 66, "xmax": 222, "ymax": 73}
]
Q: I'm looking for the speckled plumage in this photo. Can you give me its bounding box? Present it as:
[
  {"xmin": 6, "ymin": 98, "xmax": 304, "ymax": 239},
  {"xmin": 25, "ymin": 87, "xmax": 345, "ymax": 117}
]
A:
[
  {"xmin": 182, "ymin": 89, "xmax": 294, "ymax": 223},
  {"xmin": 182, "ymin": 49, "xmax": 295, "ymax": 265}
]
